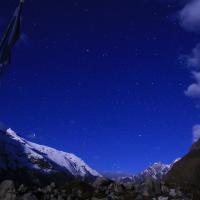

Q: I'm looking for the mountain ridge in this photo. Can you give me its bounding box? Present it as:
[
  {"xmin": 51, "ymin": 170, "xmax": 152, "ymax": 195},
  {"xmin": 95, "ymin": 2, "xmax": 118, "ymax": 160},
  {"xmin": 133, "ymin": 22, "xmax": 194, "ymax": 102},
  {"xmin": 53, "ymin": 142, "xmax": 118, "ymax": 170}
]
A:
[
  {"xmin": 103, "ymin": 159, "xmax": 180, "ymax": 184},
  {"xmin": 0, "ymin": 128, "xmax": 101, "ymax": 185}
]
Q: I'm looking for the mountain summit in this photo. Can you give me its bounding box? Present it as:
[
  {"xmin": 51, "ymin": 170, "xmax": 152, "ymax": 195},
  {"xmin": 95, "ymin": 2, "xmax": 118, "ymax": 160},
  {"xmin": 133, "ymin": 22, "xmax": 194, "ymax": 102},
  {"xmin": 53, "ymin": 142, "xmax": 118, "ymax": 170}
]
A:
[{"xmin": 0, "ymin": 128, "xmax": 101, "ymax": 185}]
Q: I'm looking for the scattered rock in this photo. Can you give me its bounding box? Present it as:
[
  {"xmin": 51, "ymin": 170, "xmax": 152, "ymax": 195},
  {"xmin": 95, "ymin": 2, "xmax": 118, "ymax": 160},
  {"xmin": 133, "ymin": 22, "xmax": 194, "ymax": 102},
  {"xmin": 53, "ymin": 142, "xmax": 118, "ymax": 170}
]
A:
[{"xmin": 0, "ymin": 179, "xmax": 194, "ymax": 199}]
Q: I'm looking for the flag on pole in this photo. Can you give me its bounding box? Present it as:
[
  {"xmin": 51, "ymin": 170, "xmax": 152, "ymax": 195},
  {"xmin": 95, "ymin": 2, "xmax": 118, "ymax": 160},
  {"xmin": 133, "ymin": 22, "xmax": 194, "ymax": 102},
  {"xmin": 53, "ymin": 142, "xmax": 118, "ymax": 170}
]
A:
[{"xmin": 0, "ymin": 0, "xmax": 25, "ymax": 71}]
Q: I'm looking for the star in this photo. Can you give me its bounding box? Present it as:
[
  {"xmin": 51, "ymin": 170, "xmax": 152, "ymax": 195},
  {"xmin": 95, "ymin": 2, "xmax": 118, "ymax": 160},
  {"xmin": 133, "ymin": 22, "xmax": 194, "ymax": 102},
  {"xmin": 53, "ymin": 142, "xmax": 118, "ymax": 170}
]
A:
[
  {"xmin": 138, "ymin": 134, "xmax": 142, "ymax": 137},
  {"xmin": 85, "ymin": 48, "xmax": 91, "ymax": 53}
]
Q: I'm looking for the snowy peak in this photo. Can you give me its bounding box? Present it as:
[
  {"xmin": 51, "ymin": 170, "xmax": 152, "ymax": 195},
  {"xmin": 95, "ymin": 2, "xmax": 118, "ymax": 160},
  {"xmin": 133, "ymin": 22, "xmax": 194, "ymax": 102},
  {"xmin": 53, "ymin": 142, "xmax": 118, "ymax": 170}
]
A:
[
  {"xmin": 0, "ymin": 128, "xmax": 101, "ymax": 181},
  {"xmin": 139, "ymin": 162, "xmax": 171, "ymax": 181},
  {"xmin": 109, "ymin": 161, "xmax": 179, "ymax": 184},
  {"xmin": 6, "ymin": 128, "xmax": 25, "ymax": 143},
  {"xmin": 25, "ymin": 141, "xmax": 100, "ymax": 177},
  {"xmin": 144, "ymin": 162, "xmax": 171, "ymax": 175},
  {"xmin": 134, "ymin": 160, "xmax": 181, "ymax": 183}
]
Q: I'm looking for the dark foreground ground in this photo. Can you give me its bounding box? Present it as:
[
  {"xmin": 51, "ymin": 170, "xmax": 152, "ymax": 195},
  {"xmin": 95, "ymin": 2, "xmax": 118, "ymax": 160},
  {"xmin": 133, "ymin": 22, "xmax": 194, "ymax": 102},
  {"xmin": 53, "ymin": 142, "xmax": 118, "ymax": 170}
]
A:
[{"xmin": 0, "ymin": 178, "xmax": 199, "ymax": 200}]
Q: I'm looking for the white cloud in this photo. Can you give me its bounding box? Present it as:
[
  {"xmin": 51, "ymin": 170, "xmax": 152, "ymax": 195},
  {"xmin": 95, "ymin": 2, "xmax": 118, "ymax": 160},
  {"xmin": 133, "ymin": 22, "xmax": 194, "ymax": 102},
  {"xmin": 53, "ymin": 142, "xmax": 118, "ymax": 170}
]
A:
[
  {"xmin": 179, "ymin": 0, "xmax": 200, "ymax": 32},
  {"xmin": 193, "ymin": 124, "xmax": 200, "ymax": 142},
  {"xmin": 185, "ymin": 72, "xmax": 200, "ymax": 98},
  {"xmin": 183, "ymin": 43, "xmax": 200, "ymax": 69},
  {"xmin": 178, "ymin": 1, "xmax": 200, "ymax": 143}
]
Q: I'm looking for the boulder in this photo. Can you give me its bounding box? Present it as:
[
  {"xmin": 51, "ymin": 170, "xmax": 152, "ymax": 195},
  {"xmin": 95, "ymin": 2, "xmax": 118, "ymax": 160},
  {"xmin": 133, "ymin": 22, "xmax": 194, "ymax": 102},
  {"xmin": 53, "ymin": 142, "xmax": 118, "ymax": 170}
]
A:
[
  {"xmin": 93, "ymin": 177, "xmax": 111, "ymax": 188},
  {"xmin": 161, "ymin": 184, "xmax": 169, "ymax": 194},
  {"xmin": 158, "ymin": 197, "xmax": 168, "ymax": 200},
  {"xmin": 169, "ymin": 188, "xmax": 176, "ymax": 197},
  {"xmin": 0, "ymin": 180, "xmax": 16, "ymax": 200},
  {"xmin": 20, "ymin": 193, "xmax": 38, "ymax": 200}
]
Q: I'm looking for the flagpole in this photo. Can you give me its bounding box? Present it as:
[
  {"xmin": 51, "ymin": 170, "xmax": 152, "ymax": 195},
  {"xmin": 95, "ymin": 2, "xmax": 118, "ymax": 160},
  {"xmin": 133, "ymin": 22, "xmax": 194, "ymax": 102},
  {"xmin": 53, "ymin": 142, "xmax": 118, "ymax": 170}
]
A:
[
  {"xmin": 19, "ymin": 0, "xmax": 25, "ymax": 13},
  {"xmin": 0, "ymin": 0, "xmax": 25, "ymax": 67},
  {"xmin": 0, "ymin": 0, "xmax": 25, "ymax": 130}
]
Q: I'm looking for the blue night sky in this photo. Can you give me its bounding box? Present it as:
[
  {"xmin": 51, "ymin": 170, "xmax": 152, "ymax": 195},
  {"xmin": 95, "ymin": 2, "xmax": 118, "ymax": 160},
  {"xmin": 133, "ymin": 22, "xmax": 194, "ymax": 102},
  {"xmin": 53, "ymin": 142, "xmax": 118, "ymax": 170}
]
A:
[{"xmin": 0, "ymin": 0, "xmax": 200, "ymax": 174}]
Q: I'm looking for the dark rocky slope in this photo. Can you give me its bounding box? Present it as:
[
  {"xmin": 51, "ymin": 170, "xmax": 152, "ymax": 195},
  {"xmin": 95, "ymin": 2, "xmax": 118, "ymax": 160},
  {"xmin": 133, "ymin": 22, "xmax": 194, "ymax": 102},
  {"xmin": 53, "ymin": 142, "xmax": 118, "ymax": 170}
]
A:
[{"xmin": 165, "ymin": 139, "xmax": 200, "ymax": 187}]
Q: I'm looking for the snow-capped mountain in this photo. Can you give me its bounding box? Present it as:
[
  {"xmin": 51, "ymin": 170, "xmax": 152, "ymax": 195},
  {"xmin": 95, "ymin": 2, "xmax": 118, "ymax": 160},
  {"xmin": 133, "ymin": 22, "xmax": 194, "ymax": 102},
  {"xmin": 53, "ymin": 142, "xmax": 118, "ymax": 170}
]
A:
[
  {"xmin": 0, "ymin": 128, "xmax": 101, "ymax": 184},
  {"xmin": 133, "ymin": 162, "xmax": 171, "ymax": 183},
  {"xmin": 107, "ymin": 160, "xmax": 180, "ymax": 183}
]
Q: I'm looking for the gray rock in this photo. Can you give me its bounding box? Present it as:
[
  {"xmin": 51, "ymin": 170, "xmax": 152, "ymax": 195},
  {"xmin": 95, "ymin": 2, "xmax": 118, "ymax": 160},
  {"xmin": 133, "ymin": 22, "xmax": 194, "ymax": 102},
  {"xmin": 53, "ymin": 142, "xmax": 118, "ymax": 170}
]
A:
[
  {"xmin": 107, "ymin": 183, "xmax": 124, "ymax": 194},
  {"xmin": 91, "ymin": 198, "xmax": 107, "ymax": 200},
  {"xmin": 44, "ymin": 185, "xmax": 52, "ymax": 193},
  {"xmin": 169, "ymin": 188, "xmax": 176, "ymax": 197},
  {"xmin": 57, "ymin": 196, "xmax": 64, "ymax": 200},
  {"xmin": 18, "ymin": 184, "xmax": 27, "ymax": 194},
  {"xmin": 113, "ymin": 183, "xmax": 124, "ymax": 193},
  {"xmin": 134, "ymin": 194, "xmax": 143, "ymax": 200},
  {"xmin": 123, "ymin": 182, "xmax": 135, "ymax": 190},
  {"xmin": 161, "ymin": 184, "xmax": 169, "ymax": 194},
  {"xmin": 20, "ymin": 193, "xmax": 38, "ymax": 200},
  {"xmin": 50, "ymin": 182, "xmax": 56, "ymax": 189},
  {"xmin": 144, "ymin": 177, "xmax": 153, "ymax": 190},
  {"xmin": 142, "ymin": 189, "xmax": 150, "ymax": 197},
  {"xmin": 107, "ymin": 192, "xmax": 119, "ymax": 200},
  {"xmin": 67, "ymin": 194, "xmax": 76, "ymax": 200},
  {"xmin": 158, "ymin": 197, "xmax": 168, "ymax": 200},
  {"xmin": 93, "ymin": 177, "xmax": 110, "ymax": 188},
  {"xmin": 153, "ymin": 182, "xmax": 161, "ymax": 195},
  {"xmin": 0, "ymin": 180, "xmax": 16, "ymax": 200}
]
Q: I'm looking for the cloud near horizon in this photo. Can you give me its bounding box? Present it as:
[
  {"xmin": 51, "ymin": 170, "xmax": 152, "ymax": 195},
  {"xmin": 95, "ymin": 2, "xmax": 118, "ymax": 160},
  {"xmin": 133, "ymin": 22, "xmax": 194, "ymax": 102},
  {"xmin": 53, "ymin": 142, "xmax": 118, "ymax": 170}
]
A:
[{"xmin": 179, "ymin": 0, "xmax": 200, "ymax": 32}]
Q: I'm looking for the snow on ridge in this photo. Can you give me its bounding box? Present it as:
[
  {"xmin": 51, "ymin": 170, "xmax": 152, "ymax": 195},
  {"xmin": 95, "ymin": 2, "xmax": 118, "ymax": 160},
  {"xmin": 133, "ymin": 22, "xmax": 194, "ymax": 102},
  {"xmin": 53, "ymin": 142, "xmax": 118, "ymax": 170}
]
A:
[
  {"xmin": 172, "ymin": 158, "xmax": 181, "ymax": 165},
  {"xmin": 27, "ymin": 141, "xmax": 101, "ymax": 177},
  {"xmin": 2, "ymin": 128, "xmax": 101, "ymax": 178},
  {"xmin": 6, "ymin": 128, "xmax": 20, "ymax": 138},
  {"xmin": 6, "ymin": 128, "xmax": 25, "ymax": 143}
]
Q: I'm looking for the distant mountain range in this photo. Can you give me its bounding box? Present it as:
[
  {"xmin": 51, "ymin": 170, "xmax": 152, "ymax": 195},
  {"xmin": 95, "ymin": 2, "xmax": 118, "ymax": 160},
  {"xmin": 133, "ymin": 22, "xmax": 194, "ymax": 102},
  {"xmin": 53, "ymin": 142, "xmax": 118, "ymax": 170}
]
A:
[
  {"xmin": 103, "ymin": 160, "xmax": 180, "ymax": 184},
  {"xmin": 0, "ymin": 128, "xmax": 101, "ymax": 185},
  {"xmin": 1, "ymin": 126, "xmax": 176, "ymax": 186},
  {"xmin": 104, "ymin": 135, "xmax": 200, "ymax": 188}
]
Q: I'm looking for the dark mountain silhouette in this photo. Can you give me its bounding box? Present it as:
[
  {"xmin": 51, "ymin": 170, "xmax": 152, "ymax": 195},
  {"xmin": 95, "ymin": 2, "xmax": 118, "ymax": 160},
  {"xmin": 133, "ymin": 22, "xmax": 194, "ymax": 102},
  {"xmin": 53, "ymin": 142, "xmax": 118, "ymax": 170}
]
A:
[{"xmin": 165, "ymin": 139, "xmax": 200, "ymax": 187}]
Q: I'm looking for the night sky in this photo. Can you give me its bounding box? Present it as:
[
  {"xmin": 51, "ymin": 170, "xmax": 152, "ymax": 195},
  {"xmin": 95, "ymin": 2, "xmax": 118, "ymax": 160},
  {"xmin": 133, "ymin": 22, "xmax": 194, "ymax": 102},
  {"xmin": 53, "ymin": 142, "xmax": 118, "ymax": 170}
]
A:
[{"xmin": 0, "ymin": 0, "xmax": 200, "ymax": 174}]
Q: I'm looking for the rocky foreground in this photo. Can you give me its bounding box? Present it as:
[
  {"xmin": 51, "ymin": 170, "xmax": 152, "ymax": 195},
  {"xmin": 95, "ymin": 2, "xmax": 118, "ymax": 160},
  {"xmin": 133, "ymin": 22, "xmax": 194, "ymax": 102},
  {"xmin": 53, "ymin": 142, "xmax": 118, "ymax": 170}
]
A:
[{"xmin": 0, "ymin": 178, "xmax": 199, "ymax": 200}]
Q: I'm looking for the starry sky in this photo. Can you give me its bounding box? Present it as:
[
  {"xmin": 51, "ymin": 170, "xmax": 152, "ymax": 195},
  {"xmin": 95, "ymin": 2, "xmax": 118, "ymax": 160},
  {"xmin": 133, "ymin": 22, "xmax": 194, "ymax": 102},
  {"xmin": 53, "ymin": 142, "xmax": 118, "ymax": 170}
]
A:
[{"xmin": 0, "ymin": 0, "xmax": 200, "ymax": 174}]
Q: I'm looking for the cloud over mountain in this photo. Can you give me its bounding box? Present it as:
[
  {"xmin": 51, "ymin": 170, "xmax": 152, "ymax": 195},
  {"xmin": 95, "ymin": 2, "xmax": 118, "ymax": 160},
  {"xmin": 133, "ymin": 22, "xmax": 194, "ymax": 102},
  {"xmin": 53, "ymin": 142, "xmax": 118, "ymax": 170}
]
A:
[{"xmin": 192, "ymin": 124, "xmax": 200, "ymax": 142}]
